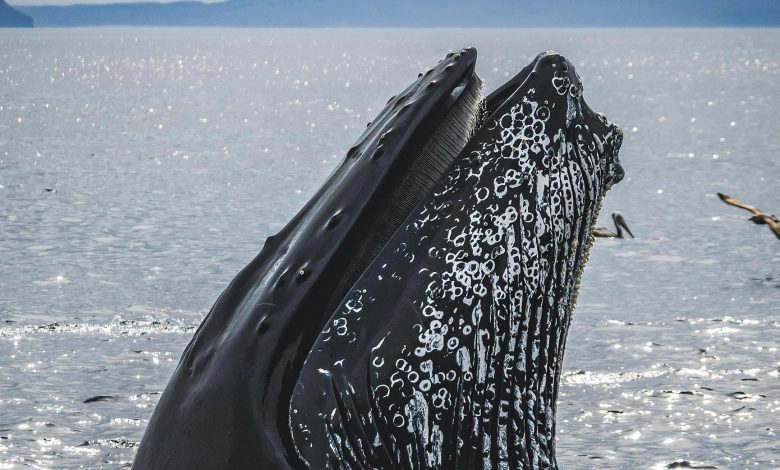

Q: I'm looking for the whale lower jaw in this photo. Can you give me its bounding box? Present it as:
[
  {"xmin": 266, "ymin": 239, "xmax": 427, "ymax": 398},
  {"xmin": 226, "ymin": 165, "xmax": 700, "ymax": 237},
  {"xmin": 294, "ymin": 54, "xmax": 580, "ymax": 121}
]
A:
[{"xmin": 289, "ymin": 52, "xmax": 623, "ymax": 469}]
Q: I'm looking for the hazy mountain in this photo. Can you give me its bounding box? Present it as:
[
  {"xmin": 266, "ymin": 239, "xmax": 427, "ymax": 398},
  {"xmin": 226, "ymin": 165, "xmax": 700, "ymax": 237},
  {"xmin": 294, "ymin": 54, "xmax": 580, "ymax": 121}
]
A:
[
  {"xmin": 1, "ymin": 0, "xmax": 33, "ymax": 26},
  {"xmin": 15, "ymin": 0, "xmax": 780, "ymax": 27}
]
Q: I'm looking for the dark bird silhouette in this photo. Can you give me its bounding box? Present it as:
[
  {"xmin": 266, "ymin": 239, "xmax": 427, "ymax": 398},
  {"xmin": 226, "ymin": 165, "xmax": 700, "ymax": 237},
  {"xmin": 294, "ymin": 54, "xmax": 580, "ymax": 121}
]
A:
[
  {"xmin": 718, "ymin": 192, "xmax": 780, "ymax": 240},
  {"xmin": 594, "ymin": 212, "xmax": 635, "ymax": 238},
  {"xmin": 748, "ymin": 214, "xmax": 780, "ymax": 240}
]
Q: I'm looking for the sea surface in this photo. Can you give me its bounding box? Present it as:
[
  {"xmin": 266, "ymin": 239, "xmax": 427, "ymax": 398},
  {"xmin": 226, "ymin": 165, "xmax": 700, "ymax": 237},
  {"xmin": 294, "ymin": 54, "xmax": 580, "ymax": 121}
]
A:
[{"xmin": 1, "ymin": 28, "xmax": 779, "ymax": 469}]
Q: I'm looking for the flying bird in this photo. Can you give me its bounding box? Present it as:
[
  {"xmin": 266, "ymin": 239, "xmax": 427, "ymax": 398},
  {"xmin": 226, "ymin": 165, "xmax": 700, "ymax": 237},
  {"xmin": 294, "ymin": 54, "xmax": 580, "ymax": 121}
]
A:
[
  {"xmin": 718, "ymin": 192, "xmax": 780, "ymax": 240},
  {"xmin": 594, "ymin": 211, "xmax": 635, "ymax": 238}
]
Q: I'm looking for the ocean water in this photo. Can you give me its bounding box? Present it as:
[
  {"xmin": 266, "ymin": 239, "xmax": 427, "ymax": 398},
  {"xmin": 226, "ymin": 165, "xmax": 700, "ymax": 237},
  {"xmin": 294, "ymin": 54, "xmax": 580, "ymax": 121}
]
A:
[{"xmin": 1, "ymin": 28, "xmax": 779, "ymax": 469}]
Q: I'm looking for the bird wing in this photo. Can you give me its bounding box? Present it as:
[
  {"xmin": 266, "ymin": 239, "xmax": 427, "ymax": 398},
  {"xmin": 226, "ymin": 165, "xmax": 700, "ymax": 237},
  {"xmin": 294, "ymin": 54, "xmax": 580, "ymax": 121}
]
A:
[
  {"xmin": 593, "ymin": 226, "xmax": 616, "ymax": 237},
  {"xmin": 717, "ymin": 192, "xmax": 762, "ymax": 216},
  {"xmin": 765, "ymin": 217, "xmax": 780, "ymax": 240}
]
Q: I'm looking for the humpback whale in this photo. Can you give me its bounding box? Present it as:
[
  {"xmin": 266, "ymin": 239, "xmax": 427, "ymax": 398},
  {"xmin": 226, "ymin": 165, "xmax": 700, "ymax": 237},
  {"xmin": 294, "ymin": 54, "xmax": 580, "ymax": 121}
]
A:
[{"xmin": 134, "ymin": 49, "xmax": 624, "ymax": 470}]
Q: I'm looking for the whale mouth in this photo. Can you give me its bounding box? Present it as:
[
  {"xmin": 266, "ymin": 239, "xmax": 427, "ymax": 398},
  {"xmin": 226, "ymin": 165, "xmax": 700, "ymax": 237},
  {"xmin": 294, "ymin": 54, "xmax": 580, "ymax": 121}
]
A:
[{"xmin": 133, "ymin": 48, "xmax": 624, "ymax": 470}]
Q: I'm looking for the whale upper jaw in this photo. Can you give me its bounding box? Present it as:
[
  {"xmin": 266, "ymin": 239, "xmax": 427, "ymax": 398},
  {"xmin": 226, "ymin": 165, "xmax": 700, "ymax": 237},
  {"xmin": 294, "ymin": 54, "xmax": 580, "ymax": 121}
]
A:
[{"xmin": 132, "ymin": 48, "xmax": 485, "ymax": 470}]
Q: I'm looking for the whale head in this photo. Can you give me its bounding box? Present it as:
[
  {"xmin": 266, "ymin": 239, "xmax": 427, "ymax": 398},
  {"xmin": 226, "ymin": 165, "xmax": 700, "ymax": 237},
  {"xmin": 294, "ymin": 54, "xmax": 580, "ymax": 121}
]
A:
[{"xmin": 135, "ymin": 48, "xmax": 624, "ymax": 470}]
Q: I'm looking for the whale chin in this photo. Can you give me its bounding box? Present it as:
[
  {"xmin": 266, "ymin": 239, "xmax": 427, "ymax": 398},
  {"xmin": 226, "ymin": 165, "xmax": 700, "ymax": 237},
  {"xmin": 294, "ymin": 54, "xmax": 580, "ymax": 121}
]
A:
[{"xmin": 134, "ymin": 48, "xmax": 623, "ymax": 470}]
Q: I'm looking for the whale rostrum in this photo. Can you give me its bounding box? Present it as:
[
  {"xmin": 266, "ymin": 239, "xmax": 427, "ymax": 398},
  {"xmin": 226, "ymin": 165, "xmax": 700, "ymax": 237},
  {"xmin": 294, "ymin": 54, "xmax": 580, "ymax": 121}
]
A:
[{"xmin": 133, "ymin": 48, "xmax": 624, "ymax": 470}]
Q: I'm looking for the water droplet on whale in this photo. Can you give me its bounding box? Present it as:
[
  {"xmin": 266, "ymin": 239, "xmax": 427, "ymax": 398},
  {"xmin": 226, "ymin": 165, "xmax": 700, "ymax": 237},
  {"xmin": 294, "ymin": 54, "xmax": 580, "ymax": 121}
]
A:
[{"xmin": 296, "ymin": 267, "xmax": 310, "ymax": 283}]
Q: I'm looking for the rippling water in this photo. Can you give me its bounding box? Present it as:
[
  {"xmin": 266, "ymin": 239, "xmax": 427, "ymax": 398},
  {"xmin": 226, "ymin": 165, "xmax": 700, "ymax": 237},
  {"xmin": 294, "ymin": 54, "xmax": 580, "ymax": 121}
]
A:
[{"xmin": 1, "ymin": 28, "xmax": 779, "ymax": 469}]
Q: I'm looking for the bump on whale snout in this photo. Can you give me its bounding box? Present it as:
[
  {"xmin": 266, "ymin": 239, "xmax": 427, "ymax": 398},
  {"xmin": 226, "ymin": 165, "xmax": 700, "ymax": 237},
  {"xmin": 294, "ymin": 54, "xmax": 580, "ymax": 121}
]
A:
[{"xmin": 526, "ymin": 51, "xmax": 625, "ymax": 192}]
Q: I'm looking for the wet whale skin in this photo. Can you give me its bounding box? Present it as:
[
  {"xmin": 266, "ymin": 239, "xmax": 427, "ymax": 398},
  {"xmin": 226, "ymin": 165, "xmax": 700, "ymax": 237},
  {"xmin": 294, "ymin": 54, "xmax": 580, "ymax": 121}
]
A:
[
  {"xmin": 290, "ymin": 52, "xmax": 624, "ymax": 470},
  {"xmin": 134, "ymin": 49, "xmax": 624, "ymax": 470},
  {"xmin": 133, "ymin": 48, "xmax": 483, "ymax": 469}
]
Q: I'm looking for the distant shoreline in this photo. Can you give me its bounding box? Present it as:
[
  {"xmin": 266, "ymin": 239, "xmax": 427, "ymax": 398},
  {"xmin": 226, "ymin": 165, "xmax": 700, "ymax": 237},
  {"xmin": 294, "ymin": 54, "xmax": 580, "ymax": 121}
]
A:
[
  {"xmin": 6, "ymin": 25, "xmax": 780, "ymax": 30},
  {"xmin": 9, "ymin": 0, "xmax": 780, "ymax": 29},
  {"xmin": 1, "ymin": 0, "xmax": 33, "ymax": 27}
]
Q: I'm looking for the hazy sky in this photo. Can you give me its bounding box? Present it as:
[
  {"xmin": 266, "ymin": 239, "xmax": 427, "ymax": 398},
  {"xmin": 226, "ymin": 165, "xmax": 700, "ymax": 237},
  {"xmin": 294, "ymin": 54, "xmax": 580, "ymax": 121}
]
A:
[
  {"xmin": 9, "ymin": 0, "xmax": 223, "ymax": 5},
  {"xmin": 9, "ymin": 0, "xmax": 780, "ymax": 29}
]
